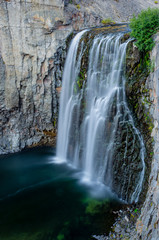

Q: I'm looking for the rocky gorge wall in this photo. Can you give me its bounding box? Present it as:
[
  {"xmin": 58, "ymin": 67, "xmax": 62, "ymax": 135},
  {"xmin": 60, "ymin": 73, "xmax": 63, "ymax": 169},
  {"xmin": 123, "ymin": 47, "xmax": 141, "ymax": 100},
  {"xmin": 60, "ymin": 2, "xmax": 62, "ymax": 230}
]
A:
[
  {"xmin": 0, "ymin": 0, "xmax": 158, "ymax": 155},
  {"xmin": 0, "ymin": 0, "xmax": 159, "ymax": 239},
  {"xmin": 132, "ymin": 34, "xmax": 159, "ymax": 240},
  {"xmin": 0, "ymin": 0, "xmax": 73, "ymax": 154},
  {"xmin": 102, "ymin": 34, "xmax": 159, "ymax": 240}
]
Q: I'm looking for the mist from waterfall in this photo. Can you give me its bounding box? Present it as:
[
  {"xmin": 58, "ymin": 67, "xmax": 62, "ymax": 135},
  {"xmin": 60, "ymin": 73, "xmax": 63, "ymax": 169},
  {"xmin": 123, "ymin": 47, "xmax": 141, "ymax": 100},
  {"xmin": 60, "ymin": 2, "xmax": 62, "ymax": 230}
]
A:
[{"xmin": 56, "ymin": 30, "xmax": 145, "ymax": 203}]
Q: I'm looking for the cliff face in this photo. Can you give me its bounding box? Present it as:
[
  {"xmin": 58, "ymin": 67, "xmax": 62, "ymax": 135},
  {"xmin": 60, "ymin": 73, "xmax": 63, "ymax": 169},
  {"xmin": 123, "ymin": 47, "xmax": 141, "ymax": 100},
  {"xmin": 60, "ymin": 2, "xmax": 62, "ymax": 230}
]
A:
[
  {"xmin": 0, "ymin": 0, "xmax": 72, "ymax": 154},
  {"xmin": 104, "ymin": 34, "xmax": 159, "ymax": 240},
  {"xmin": 0, "ymin": 0, "xmax": 158, "ymax": 154},
  {"xmin": 0, "ymin": 0, "xmax": 159, "ymax": 239},
  {"xmin": 64, "ymin": 0, "xmax": 159, "ymax": 27},
  {"xmin": 133, "ymin": 34, "xmax": 159, "ymax": 240}
]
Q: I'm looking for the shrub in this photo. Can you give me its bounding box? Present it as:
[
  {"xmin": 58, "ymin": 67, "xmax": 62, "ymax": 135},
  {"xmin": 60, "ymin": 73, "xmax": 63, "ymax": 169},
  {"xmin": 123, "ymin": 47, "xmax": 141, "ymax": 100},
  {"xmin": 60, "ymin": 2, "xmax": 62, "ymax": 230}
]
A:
[
  {"xmin": 101, "ymin": 18, "xmax": 115, "ymax": 25},
  {"xmin": 129, "ymin": 8, "xmax": 159, "ymax": 53}
]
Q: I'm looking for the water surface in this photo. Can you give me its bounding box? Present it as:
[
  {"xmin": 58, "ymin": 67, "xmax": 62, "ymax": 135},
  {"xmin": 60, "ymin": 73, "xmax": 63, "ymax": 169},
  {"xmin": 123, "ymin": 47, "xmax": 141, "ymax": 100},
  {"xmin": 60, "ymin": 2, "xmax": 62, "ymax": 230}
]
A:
[{"xmin": 0, "ymin": 147, "xmax": 121, "ymax": 240}]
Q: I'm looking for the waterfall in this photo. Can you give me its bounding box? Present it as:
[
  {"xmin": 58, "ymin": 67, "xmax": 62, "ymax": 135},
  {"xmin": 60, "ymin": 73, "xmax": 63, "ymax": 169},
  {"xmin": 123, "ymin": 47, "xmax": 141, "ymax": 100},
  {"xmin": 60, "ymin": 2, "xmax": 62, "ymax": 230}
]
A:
[{"xmin": 56, "ymin": 29, "xmax": 145, "ymax": 203}]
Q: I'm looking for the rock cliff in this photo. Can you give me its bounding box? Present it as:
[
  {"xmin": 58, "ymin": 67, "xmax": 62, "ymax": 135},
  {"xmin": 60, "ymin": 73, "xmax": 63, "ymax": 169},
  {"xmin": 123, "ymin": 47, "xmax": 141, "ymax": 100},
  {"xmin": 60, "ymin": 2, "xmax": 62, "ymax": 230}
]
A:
[
  {"xmin": 0, "ymin": 0, "xmax": 72, "ymax": 154},
  {"xmin": 133, "ymin": 34, "xmax": 159, "ymax": 240},
  {"xmin": 0, "ymin": 0, "xmax": 159, "ymax": 239},
  {"xmin": 97, "ymin": 35, "xmax": 159, "ymax": 240},
  {"xmin": 97, "ymin": 34, "xmax": 159, "ymax": 240},
  {"xmin": 0, "ymin": 0, "xmax": 158, "ymax": 154},
  {"xmin": 64, "ymin": 0, "xmax": 159, "ymax": 26}
]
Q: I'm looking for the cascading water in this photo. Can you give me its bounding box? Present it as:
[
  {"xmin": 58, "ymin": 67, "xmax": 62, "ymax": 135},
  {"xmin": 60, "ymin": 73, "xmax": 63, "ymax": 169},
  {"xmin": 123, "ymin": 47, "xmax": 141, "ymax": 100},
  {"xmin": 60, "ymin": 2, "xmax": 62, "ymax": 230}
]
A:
[
  {"xmin": 56, "ymin": 30, "xmax": 87, "ymax": 162},
  {"xmin": 56, "ymin": 29, "xmax": 145, "ymax": 203}
]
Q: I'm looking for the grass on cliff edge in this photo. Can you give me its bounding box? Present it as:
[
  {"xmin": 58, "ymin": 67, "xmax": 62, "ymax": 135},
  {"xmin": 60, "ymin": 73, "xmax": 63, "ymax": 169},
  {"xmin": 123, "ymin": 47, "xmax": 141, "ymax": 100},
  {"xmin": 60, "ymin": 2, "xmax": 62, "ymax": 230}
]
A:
[{"xmin": 130, "ymin": 8, "xmax": 159, "ymax": 53}]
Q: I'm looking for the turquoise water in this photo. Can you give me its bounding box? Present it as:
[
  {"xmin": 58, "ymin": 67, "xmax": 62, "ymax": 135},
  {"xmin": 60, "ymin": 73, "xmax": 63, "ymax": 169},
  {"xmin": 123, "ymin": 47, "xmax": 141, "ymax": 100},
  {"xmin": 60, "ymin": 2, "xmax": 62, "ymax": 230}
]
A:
[{"xmin": 0, "ymin": 147, "xmax": 122, "ymax": 240}]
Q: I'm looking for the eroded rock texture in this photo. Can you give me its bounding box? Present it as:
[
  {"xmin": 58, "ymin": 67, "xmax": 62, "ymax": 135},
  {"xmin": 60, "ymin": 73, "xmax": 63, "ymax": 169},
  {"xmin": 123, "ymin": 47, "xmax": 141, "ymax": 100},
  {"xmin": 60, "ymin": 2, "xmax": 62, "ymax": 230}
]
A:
[
  {"xmin": 132, "ymin": 34, "xmax": 159, "ymax": 240},
  {"xmin": 64, "ymin": 0, "xmax": 159, "ymax": 26},
  {"xmin": 0, "ymin": 0, "xmax": 158, "ymax": 155},
  {"xmin": 94, "ymin": 34, "xmax": 159, "ymax": 240},
  {"xmin": 0, "ymin": 0, "xmax": 72, "ymax": 154}
]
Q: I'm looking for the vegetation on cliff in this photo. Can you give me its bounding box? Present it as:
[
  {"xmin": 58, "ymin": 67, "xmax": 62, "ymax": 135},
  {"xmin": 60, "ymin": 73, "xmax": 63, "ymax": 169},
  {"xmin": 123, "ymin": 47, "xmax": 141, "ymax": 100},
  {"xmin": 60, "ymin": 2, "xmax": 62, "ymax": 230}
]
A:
[
  {"xmin": 128, "ymin": 8, "xmax": 158, "ymax": 137},
  {"xmin": 130, "ymin": 8, "xmax": 159, "ymax": 53},
  {"xmin": 125, "ymin": 10, "xmax": 158, "ymax": 203}
]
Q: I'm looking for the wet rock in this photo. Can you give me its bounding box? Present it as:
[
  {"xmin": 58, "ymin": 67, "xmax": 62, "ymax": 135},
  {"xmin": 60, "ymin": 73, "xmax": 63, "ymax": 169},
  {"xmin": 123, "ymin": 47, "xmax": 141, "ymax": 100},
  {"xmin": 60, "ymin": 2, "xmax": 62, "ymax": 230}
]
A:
[{"xmin": 0, "ymin": 0, "xmax": 158, "ymax": 155}]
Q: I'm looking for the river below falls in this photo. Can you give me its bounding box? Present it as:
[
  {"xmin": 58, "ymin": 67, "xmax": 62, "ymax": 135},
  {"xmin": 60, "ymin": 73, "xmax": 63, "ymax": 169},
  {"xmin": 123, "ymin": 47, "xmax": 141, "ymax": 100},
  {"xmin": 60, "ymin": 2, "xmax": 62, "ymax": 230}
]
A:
[{"xmin": 0, "ymin": 147, "xmax": 123, "ymax": 240}]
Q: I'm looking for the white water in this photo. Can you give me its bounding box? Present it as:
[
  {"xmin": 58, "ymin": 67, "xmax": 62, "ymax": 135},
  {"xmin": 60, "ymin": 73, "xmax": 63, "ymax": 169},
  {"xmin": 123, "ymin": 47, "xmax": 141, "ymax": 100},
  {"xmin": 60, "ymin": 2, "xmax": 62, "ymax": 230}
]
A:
[
  {"xmin": 56, "ymin": 30, "xmax": 87, "ymax": 162},
  {"xmin": 56, "ymin": 30, "xmax": 145, "ymax": 203}
]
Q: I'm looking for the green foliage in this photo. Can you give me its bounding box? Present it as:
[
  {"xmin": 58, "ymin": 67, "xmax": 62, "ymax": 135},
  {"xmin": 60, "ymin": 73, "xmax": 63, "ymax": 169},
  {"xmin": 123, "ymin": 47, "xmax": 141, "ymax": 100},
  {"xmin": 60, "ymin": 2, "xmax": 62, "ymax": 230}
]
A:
[
  {"xmin": 77, "ymin": 69, "xmax": 85, "ymax": 89},
  {"xmin": 143, "ymin": 111, "xmax": 154, "ymax": 133},
  {"xmin": 73, "ymin": 69, "xmax": 85, "ymax": 94},
  {"xmin": 101, "ymin": 18, "xmax": 115, "ymax": 25},
  {"xmin": 130, "ymin": 8, "xmax": 159, "ymax": 53},
  {"xmin": 134, "ymin": 208, "xmax": 138, "ymax": 213},
  {"xmin": 135, "ymin": 51, "xmax": 155, "ymax": 74},
  {"xmin": 77, "ymin": 76, "xmax": 83, "ymax": 88},
  {"xmin": 76, "ymin": 4, "xmax": 80, "ymax": 9},
  {"xmin": 154, "ymin": 1, "xmax": 158, "ymax": 4}
]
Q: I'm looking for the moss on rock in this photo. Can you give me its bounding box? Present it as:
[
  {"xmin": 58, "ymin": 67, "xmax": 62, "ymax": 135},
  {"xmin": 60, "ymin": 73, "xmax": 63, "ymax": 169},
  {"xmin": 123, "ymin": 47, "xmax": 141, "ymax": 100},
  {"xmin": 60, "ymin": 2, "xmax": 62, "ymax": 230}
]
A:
[{"xmin": 125, "ymin": 41, "xmax": 154, "ymax": 203}]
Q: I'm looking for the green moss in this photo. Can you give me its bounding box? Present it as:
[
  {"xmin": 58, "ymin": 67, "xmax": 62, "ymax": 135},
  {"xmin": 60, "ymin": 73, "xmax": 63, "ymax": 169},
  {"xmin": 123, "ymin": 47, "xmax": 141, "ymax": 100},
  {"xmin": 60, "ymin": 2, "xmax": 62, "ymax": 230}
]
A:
[
  {"xmin": 73, "ymin": 69, "xmax": 86, "ymax": 94},
  {"xmin": 77, "ymin": 69, "xmax": 85, "ymax": 88},
  {"xmin": 76, "ymin": 4, "xmax": 80, "ymax": 9},
  {"xmin": 142, "ymin": 88, "xmax": 149, "ymax": 93},
  {"xmin": 134, "ymin": 208, "xmax": 138, "ymax": 213},
  {"xmin": 101, "ymin": 18, "xmax": 115, "ymax": 25},
  {"xmin": 85, "ymin": 200, "xmax": 102, "ymax": 215},
  {"xmin": 53, "ymin": 119, "xmax": 56, "ymax": 127},
  {"xmin": 125, "ymin": 40, "xmax": 154, "ymax": 203},
  {"xmin": 85, "ymin": 199, "xmax": 109, "ymax": 215},
  {"xmin": 134, "ymin": 103, "xmax": 138, "ymax": 109}
]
